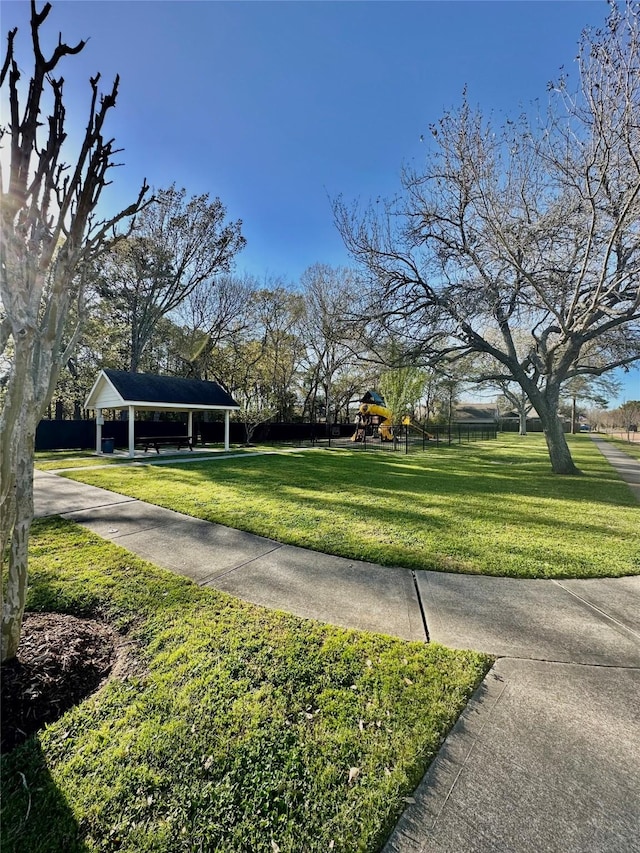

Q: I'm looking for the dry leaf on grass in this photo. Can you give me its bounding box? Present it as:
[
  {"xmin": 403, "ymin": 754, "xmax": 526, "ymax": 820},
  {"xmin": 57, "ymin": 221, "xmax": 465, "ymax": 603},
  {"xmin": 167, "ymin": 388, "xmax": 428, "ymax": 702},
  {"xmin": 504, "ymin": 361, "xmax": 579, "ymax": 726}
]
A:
[{"xmin": 348, "ymin": 766, "xmax": 360, "ymax": 785}]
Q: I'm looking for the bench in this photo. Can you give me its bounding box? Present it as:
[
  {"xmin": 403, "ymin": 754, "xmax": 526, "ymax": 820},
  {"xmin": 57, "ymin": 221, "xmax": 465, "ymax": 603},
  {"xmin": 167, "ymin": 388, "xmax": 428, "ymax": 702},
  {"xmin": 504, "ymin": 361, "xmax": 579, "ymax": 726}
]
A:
[{"xmin": 136, "ymin": 436, "xmax": 193, "ymax": 454}]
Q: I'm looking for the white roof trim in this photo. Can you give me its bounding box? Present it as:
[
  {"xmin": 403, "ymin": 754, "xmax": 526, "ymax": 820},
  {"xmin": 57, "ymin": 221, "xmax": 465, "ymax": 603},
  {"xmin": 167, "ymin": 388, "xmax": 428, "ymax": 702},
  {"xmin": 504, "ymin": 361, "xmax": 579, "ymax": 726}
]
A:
[
  {"xmin": 106, "ymin": 401, "xmax": 240, "ymax": 411},
  {"xmin": 84, "ymin": 370, "xmax": 122, "ymax": 408}
]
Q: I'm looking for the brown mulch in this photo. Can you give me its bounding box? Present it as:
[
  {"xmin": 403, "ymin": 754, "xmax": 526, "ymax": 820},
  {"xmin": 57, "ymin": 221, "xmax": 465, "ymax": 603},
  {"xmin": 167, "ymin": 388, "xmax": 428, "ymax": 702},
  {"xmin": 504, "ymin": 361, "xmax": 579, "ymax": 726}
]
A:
[{"xmin": 1, "ymin": 613, "xmax": 120, "ymax": 754}]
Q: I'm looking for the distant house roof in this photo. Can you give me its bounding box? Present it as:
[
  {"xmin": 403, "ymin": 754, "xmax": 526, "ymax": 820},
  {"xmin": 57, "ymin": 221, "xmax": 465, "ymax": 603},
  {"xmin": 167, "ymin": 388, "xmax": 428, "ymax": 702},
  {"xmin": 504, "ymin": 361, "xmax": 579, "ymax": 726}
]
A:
[
  {"xmin": 501, "ymin": 408, "xmax": 570, "ymax": 424},
  {"xmin": 85, "ymin": 369, "xmax": 239, "ymax": 412},
  {"xmin": 453, "ymin": 403, "xmax": 498, "ymax": 424},
  {"xmin": 500, "ymin": 408, "xmax": 541, "ymax": 421}
]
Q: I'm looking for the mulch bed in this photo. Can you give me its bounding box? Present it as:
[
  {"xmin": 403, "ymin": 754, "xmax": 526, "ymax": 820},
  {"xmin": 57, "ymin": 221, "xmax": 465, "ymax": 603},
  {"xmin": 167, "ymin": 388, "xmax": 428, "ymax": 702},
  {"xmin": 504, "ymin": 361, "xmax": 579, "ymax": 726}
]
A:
[{"xmin": 1, "ymin": 613, "xmax": 118, "ymax": 754}]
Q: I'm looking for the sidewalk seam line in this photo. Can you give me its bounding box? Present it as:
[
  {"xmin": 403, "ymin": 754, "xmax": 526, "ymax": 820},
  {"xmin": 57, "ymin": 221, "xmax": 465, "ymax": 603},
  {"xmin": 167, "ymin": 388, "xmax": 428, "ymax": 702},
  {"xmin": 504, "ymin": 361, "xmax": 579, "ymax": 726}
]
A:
[
  {"xmin": 198, "ymin": 544, "xmax": 285, "ymax": 586},
  {"xmin": 553, "ymin": 580, "xmax": 640, "ymax": 641},
  {"xmin": 494, "ymin": 655, "xmax": 640, "ymax": 670},
  {"xmin": 45, "ymin": 497, "xmax": 139, "ymax": 518},
  {"xmin": 411, "ymin": 571, "xmax": 430, "ymax": 642}
]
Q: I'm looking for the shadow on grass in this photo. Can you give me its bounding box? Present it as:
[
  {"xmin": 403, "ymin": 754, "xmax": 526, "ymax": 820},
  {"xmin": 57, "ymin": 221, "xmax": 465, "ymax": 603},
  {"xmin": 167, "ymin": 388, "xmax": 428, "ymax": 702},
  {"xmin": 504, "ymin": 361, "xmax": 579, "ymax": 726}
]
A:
[
  {"xmin": 1, "ymin": 738, "xmax": 87, "ymax": 853},
  {"xmin": 127, "ymin": 443, "xmax": 635, "ymax": 508},
  {"xmin": 59, "ymin": 440, "xmax": 639, "ymax": 578}
]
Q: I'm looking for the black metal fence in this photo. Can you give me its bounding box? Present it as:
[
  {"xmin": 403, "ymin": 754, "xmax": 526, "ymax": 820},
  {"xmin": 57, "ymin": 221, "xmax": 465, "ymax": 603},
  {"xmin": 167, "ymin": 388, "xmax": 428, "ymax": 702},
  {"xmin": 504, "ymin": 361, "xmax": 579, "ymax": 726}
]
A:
[
  {"xmin": 35, "ymin": 418, "xmax": 497, "ymax": 453},
  {"xmin": 313, "ymin": 423, "xmax": 497, "ymax": 454},
  {"xmin": 197, "ymin": 420, "xmax": 344, "ymax": 445}
]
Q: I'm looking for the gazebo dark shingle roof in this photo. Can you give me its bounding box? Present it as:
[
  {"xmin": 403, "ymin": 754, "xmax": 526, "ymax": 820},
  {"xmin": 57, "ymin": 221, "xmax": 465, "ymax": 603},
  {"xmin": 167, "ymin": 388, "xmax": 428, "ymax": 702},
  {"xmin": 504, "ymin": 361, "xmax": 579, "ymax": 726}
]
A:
[{"xmin": 103, "ymin": 369, "xmax": 238, "ymax": 408}]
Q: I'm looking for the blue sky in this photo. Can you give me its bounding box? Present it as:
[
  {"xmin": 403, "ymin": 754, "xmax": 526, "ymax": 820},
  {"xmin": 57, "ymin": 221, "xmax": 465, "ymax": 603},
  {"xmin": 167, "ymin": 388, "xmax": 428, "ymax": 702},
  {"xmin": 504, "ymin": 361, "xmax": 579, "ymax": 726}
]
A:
[{"xmin": 3, "ymin": 0, "xmax": 638, "ymax": 404}]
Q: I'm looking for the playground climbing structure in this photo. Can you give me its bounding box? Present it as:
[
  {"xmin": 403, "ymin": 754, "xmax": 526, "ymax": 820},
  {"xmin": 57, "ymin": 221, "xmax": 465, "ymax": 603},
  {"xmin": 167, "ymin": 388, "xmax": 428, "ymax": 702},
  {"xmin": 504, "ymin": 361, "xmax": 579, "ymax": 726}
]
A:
[{"xmin": 352, "ymin": 391, "xmax": 394, "ymax": 442}]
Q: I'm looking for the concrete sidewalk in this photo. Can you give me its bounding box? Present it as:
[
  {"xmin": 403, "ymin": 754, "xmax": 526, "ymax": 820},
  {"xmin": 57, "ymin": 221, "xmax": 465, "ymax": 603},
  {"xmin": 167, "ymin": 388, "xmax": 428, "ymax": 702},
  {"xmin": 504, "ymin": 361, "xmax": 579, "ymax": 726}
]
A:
[
  {"xmin": 591, "ymin": 435, "xmax": 640, "ymax": 501},
  {"xmin": 386, "ymin": 659, "xmax": 640, "ymax": 853},
  {"xmin": 32, "ymin": 444, "xmax": 640, "ymax": 853}
]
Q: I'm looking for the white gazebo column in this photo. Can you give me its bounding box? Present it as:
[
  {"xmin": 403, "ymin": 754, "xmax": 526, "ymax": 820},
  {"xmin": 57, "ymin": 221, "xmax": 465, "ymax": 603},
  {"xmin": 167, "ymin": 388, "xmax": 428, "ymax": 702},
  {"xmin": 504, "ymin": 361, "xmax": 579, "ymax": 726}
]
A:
[
  {"xmin": 96, "ymin": 408, "xmax": 103, "ymax": 454},
  {"xmin": 128, "ymin": 405, "xmax": 135, "ymax": 457},
  {"xmin": 224, "ymin": 409, "xmax": 230, "ymax": 451},
  {"xmin": 188, "ymin": 410, "xmax": 193, "ymax": 444}
]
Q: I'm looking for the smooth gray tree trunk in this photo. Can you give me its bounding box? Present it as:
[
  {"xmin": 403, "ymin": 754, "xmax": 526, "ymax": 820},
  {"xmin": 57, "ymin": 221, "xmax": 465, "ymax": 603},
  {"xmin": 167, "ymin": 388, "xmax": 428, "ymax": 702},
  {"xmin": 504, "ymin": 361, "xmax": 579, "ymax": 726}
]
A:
[
  {"xmin": 522, "ymin": 379, "xmax": 579, "ymax": 475},
  {"xmin": 519, "ymin": 410, "xmax": 527, "ymax": 436},
  {"xmin": 1, "ymin": 333, "xmax": 39, "ymax": 661},
  {"xmin": 537, "ymin": 401, "xmax": 579, "ymax": 475}
]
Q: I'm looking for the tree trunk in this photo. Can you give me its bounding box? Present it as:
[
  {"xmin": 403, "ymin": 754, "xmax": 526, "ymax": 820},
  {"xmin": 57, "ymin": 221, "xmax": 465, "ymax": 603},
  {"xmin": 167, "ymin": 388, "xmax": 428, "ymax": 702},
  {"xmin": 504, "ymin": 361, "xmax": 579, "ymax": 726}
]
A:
[
  {"xmin": 538, "ymin": 405, "xmax": 579, "ymax": 474},
  {"xmin": 1, "ymin": 314, "xmax": 63, "ymax": 662},
  {"xmin": 1, "ymin": 451, "xmax": 34, "ymax": 662},
  {"xmin": 1, "ymin": 374, "xmax": 38, "ymax": 662},
  {"xmin": 129, "ymin": 346, "xmax": 140, "ymax": 374},
  {"xmin": 519, "ymin": 409, "xmax": 527, "ymax": 436},
  {"xmin": 325, "ymin": 386, "xmax": 331, "ymax": 431},
  {"xmin": 1, "ymin": 1, "xmax": 151, "ymax": 663},
  {"xmin": 523, "ymin": 380, "xmax": 579, "ymax": 475}
]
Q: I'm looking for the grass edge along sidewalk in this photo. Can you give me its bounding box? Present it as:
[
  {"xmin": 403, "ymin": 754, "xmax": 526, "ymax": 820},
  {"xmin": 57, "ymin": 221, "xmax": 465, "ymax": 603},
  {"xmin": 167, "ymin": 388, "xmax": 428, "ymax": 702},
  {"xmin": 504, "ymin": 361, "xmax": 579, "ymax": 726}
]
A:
[
  {"xmin": 598, "ymin": 433, "xmax": 640, "ymax": 462},
  {"xmin": 58, "ymin": 434, "xmax": 640, "ymax": 580},
  {"xmin": 1, "ymin": 517, "xmax": 491, "ymax": 853}
]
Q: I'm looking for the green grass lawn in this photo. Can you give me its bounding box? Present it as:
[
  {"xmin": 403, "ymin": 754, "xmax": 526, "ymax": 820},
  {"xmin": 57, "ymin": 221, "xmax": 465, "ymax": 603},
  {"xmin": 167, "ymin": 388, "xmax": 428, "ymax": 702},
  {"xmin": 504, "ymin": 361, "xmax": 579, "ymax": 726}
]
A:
[
  {"xmin": 35, "ymin": 450, "xmax": 126, "ymax": 470},
  {"xmin": 60, "ymin": 434, "xmax": 639, "ymax": 579},
  {"xmin": 1, "ymin": 519, "xmax": 490, "ymax": 853},
  {"xmin": 34, "ymin": 448, "xmax": 257, "ymax": 471}
]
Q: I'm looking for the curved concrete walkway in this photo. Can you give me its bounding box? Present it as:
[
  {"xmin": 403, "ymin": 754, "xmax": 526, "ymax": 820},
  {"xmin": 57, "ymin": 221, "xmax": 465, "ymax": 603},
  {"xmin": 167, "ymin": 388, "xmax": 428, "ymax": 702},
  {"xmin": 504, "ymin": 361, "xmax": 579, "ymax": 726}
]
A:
[{"xmin": 33, "ymin": 438, "xmax": 640, "ymax": 853}]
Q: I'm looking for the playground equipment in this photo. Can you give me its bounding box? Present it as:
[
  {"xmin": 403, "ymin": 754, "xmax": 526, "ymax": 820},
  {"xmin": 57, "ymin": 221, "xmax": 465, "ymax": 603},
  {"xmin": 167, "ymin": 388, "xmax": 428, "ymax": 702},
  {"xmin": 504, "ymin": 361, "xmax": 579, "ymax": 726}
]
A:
[
  {"xmin": 402, "ymin": 416, "xmax": 435, "ymax": 441},
  {"xmin": 352, "ymin": 391, "xmax": 394, "ymax": 442}
]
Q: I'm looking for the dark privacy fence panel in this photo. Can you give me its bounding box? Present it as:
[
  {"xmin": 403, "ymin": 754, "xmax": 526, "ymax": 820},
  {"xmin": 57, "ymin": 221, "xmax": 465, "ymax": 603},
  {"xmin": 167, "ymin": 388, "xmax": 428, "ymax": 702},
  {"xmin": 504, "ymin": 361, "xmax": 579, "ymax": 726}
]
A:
[
  {"xmin": 36, "ymin": 420, "xmax": 189, "ymax": 450},
  {"xmin": 36, "ymin": 419, "xmax": 335, "ymax": 450}
]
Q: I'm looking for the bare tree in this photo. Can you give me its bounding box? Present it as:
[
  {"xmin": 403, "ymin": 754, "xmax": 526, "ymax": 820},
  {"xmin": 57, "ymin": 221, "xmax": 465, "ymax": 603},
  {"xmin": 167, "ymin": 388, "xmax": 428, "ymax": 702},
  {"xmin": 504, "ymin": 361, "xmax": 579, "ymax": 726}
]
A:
[
  {"xmin": 617, "ymin": 400, "xmax": 640, "ymax": 434},
  {"xmin": 215, "ymin": 335, "xmax": 279, "ymax": 445},
  {"xmin": 495, "ymin": 384, "xmax": 534, "ymax": 436},
  {"xmin": 299, "ymin": 264, "xmax": 361, "ymax": 425},
  {"xmin": 336, "ymin": 3, "xmax": 640, "ymax": 474},
  {"xmin": 251, "ymin": 285, "xmax": 305, "ymax": 420},
  {"xmin": 0, "ymin": 1, "xmax": 149, "ymax": 661},
  {"xmin": 601, "ymin": 399, "xmax": 640, "ymax": 438},
  {"xmin": 206, "ymin": 282, "xmax": 303, "ymax": 437},
  {"xmin": 97, "ymin": 185, "xmax": 245, "ymax": 372},
  {"xmin": 561, "ymin": 375, "xmax": 621, "ymax": 433},
  {"xmin": 171, "ymin": 273, "xmax": 254, "ymax": 379}
]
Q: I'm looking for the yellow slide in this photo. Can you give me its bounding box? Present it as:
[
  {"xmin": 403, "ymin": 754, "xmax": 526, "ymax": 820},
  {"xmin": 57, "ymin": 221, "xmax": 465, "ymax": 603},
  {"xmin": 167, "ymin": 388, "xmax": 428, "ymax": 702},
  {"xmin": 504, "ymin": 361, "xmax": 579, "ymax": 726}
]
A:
[{"xmin": 402, "ymin": 416, "xmax": 434, "ymax": 440}]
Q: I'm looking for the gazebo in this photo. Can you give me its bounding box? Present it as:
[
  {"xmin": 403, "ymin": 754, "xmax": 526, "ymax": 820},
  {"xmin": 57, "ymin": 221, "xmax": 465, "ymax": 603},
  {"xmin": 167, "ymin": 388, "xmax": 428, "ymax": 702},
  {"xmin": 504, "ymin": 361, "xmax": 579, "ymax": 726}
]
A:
[{"xmin": 85, "ymin": 369, "xmax": 240, "ymax": 457}]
